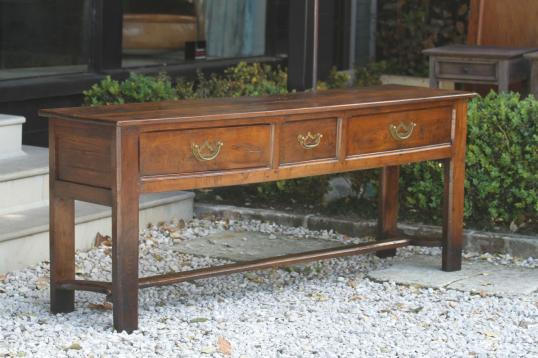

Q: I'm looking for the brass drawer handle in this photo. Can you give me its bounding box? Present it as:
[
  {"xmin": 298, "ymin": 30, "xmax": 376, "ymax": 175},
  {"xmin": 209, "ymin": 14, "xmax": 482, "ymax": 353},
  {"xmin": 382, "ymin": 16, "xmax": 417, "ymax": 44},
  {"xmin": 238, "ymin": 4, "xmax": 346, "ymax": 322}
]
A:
[
  {"xmin": 191, "ymin": 140, "xmax": 223, "ymax": 161},
  {"xmin": 297, "ymin": 132, "xmax": 323, "ymax": 149},
  {"xmin": 389, "ymin": 122, "xmax": 416, "ymax": 141}
]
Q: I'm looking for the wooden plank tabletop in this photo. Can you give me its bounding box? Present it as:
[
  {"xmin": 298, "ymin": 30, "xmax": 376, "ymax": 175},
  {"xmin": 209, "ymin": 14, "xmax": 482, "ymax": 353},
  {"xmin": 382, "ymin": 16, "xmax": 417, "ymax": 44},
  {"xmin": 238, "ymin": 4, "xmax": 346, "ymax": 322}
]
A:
[
  {"xmin": 40, "ymin": 85, "xmax": 475, "ymax": 126},
  {"xmin": 423, "ymin": 45, "xmax": 537, "ymax": 59}
]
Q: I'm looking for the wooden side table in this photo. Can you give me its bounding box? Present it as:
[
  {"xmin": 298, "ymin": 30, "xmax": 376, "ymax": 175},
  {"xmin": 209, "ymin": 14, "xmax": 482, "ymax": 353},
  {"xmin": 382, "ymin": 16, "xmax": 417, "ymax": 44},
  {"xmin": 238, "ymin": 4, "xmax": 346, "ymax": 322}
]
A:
[
  {"xmin": 524, "ymin": 51, "xmax": 538, "ymax": 97},
  {"xmin": 423, "ymin": 45, "xmax": 535, "ymax": 92}
]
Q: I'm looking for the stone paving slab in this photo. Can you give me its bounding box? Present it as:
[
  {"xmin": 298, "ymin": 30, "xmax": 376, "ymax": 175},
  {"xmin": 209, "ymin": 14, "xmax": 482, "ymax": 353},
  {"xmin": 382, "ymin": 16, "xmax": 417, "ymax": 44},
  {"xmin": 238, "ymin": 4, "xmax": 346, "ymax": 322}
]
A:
[
  {"xmin": 173, "ymin": 228, "xmax": 537, "ymax": 296},
  {"xmin": 367, "ymin": 255, "xmax": 538, "ymax": 296},
  {"xmin": 173, "ymin": 231, "xmax": 345, "ymax": 262}
]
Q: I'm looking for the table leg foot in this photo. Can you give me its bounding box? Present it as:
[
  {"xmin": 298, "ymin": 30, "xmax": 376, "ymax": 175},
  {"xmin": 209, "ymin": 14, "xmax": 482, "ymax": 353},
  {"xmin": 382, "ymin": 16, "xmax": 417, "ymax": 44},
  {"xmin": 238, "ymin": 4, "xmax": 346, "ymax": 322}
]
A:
[
  {"xmin": 442, "ymin": 254, "xmax": 462, "ymax": 272},
  {"xmin": 51, "ymin": 289, "xmax": 75, "ymax": 314},
  {"xmin": 376, "ymin": 249, "xmax": 397, "ymax": 258}
]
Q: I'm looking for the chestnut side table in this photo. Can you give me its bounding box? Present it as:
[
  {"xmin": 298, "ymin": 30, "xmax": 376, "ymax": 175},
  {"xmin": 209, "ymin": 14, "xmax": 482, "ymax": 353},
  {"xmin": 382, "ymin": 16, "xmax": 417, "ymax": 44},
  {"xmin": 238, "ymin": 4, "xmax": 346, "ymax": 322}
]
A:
[
  {"xmin": 424, "ymin": 45, "xmax": 536, "ymax": 92},
  {"xmin": 40, "ymin": 85, "xmax": 475, "ymax": 333}
]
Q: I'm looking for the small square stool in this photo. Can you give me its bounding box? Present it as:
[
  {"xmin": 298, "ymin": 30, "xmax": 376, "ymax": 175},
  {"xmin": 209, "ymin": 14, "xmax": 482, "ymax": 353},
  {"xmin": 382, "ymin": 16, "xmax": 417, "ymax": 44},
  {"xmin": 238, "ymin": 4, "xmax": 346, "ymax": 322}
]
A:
[{"xmin": 423, "ymin": 45, "xmax": 536, "ymax": 92}]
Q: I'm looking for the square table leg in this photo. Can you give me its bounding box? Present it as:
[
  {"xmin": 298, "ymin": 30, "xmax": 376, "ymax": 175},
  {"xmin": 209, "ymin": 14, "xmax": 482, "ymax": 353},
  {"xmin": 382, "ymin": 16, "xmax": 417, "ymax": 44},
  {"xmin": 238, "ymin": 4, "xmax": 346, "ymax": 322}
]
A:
[
  {"xmin": 376, "ymin": 165, "xmax": 400, "ymax": 258},
  {"xmin": 111, "ymin": 127, "xmax": 140, "ymax": 333},
  {"xmin": 50, "ymin": 195, "xmax": 76, "ymax": 313},
  {"xmin": 442, "ymin": 101, "xmax": 467, "ymax": 271}
]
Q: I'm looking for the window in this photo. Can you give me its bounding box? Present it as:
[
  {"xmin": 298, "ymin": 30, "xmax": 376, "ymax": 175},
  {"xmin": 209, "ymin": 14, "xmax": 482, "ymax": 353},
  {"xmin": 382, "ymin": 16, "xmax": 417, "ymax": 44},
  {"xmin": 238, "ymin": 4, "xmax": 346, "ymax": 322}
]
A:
[
  {"xmin": 0, "ymin": 0, "xmax": 287, "ymax": 81},
  {"xmin": 122, "ymin": 0, "xmax": 269, "ymax": 68},
  {"xmin": 0, "ymin": 0, "xmax": 91, "ymax": 80}
]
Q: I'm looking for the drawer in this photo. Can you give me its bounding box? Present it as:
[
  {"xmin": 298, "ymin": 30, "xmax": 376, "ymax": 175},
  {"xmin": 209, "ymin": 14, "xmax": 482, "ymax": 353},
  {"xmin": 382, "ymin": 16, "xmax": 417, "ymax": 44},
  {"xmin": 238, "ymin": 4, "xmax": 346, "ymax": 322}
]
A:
[
  {"xmin": 346, "ymin": 107, "xmax": 452, "ymax": 156},
  {"xmin": 140, "ymin": 125, "xmax": 272, "ymax": 176},
  {"xmin": 280, "ymin": 118, "xmax": 338, "ymax": 164},
  {"xmin": 437, "ymin": 60, "xmax": 497, "ymax": 81}
]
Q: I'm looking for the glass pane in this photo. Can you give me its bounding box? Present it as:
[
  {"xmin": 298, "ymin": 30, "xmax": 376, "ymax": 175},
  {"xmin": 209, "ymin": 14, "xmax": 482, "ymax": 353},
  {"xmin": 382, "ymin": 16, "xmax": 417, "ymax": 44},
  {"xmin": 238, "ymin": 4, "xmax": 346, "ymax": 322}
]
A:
[
  {"xmin": 122, "ymin": 0, "xmax": 268, "ymax": 68},
  {"xmin": 0, "ymin": 0, "xmax": 90, "ymax": 80}
]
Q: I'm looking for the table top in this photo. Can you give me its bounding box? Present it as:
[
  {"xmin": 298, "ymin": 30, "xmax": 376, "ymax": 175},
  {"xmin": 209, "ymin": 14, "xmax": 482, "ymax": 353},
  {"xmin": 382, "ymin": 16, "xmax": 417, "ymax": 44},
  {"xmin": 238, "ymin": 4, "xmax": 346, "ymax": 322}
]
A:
[
  {"xmin": 40, "ymin": 85, "xmax": 475, "ymax": 127},
  {"xmin": 423, "ymin": 45, "xmax": 537, "ymax": 59}
]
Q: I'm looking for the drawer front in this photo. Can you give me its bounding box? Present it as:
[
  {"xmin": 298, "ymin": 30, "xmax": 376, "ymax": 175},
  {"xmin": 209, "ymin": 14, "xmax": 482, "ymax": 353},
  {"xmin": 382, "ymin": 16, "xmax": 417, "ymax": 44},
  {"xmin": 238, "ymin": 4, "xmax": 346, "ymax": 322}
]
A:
[
  {"xmin": 140, "ymin": 125, "xmax": 272, "ymax": 176},
  {"xmin": 437, "ymin": 61, "xmax": 497, "ymax": 81},
  {"xmin": 347, "ymin": 107, "xmax": 452, "ymax": 156},
  {"xmin": 280, "ymin": 118, "xmax": 338, "ymax": 164}
]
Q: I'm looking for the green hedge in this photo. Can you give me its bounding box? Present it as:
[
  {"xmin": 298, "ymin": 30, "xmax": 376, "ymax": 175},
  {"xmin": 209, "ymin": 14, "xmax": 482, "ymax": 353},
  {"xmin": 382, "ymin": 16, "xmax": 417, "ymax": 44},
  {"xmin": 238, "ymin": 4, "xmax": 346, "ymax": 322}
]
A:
[
  {"xmin": 465, "ymin": 92, "xmax": 537, "ymax": 228},
  {"xmin": 83, "ymin": 62, "xmax": 288, "ymax": 105},
  {"xmin": 83, "ymin": 64, "xmax": 537, "ymax": 233}
]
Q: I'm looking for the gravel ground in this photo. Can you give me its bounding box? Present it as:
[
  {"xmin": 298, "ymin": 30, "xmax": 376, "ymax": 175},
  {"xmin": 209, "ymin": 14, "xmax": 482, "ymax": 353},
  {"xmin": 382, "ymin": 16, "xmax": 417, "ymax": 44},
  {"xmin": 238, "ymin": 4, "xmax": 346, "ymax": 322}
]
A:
[{"xmin": 0, "ymin": 218, "xmax": 537, "ymax": 358}]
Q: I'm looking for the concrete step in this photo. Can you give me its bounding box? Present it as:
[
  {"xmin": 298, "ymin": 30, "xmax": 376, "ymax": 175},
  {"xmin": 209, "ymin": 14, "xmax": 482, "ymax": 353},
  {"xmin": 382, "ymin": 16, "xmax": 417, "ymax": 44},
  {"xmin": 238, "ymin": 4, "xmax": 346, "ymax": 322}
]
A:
[
  {"xmin": 0, "ymin": 191, "xmax": 194, "ymax": 274},
  {"xmin": 0, "ymin": 114, "xmax": 25, "ymax": 159},
  {"xmin": 0, "ymin": 146, "xmax": 49, "ymax": 214}
]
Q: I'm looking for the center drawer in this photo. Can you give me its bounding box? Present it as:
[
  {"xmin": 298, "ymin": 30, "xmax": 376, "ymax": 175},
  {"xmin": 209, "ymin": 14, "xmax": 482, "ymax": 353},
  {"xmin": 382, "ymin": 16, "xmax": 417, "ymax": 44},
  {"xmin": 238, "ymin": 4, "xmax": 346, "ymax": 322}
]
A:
[
  {"xmin": 140, "ymin": 125, "xmax": 272, "ymax": 176},
  {"xmin": 280, "ymin": 117, "xmax": 338, "ymax": 165}
]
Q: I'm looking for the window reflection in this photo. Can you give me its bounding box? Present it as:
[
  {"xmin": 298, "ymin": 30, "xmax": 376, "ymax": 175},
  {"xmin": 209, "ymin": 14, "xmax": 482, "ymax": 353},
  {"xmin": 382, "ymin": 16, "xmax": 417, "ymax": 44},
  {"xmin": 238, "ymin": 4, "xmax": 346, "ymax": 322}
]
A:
[
  {"xmin": 122, "ymin": 0, "xmax": 268, "ymax": 68},
  {"xmin": 0, "ymin": 0, "xmax": 90, "ymax": 80}
]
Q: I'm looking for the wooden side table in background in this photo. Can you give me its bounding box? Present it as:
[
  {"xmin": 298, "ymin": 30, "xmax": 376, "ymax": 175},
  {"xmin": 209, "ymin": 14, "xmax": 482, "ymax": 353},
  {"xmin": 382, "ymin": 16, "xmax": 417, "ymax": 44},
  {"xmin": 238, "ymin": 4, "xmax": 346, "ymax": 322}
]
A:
[
  {"xmin": 524, "ymin": 52, "xmax": 538, "ymax": 98},
  {"xmin": 423, "ymin": 45, "xmax": 535, "ymax": 92}
]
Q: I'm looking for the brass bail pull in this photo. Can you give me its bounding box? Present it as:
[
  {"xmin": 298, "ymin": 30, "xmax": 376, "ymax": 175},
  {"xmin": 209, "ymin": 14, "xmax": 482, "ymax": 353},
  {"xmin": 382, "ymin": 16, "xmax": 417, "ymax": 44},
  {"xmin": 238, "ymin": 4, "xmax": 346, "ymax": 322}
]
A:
[
  {"xmin": 191, "ymin": 140, "xmax": 224, "ymax": 161},
  {"xmin": 389, "ymin": 122, "xmax": 416, "ymax": 141},
  {"xmin": 297, "ymin": 132, "xmax": 323, "ymax": 149}
]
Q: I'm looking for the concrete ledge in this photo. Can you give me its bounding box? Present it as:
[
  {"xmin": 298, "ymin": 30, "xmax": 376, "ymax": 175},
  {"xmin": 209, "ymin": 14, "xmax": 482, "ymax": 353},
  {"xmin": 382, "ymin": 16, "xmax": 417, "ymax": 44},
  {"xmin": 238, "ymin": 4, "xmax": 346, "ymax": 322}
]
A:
[
  {"xmin": 380, "ymin": 74, "xmax": 455, "ymax": 90},
  {"xmin": 0, "ymin": 148, "xmax": 49, "ymax": 213},
  {"xmin": 194, "ymin": 203, "xmax": 538, "ymax": 258},
  {"xmin": 1, "ymin": 192, "xmax": 194, "ymax": 244},
  {"xmin": 0, "ymin": 114, "xmax": 25, "ymax": 126},
  {"xmin": 0, "ymin": 146, "xmax": 48, "ymax": 183},
  {"xmin": 0, "ymin": 114, "xmax": 25, "ymax": 159},
  {"xmin": 0, "ymin": 191, "xmax": 195, "ymax": 274}
]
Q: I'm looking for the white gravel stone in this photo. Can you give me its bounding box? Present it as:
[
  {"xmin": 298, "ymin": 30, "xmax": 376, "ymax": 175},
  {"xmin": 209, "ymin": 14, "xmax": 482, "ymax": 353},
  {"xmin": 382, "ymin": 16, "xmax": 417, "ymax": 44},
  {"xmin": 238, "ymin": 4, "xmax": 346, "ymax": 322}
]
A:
[{"xmin": 0, "ymin": 218, "xmax": 536, "ymax": 357}]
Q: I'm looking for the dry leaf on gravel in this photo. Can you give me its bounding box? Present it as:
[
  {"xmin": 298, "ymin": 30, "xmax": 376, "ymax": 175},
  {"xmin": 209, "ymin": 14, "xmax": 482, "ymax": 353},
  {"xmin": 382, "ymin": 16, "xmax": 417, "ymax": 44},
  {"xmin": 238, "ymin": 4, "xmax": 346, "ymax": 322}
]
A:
[
  {"xmin": 245, "ymin": 273, "xmax": 264, "ymax": 283},
  {"xmin": 189, "ymin": 317, "xmax": 209, "ymax": 323},
  {"xmin": 201, "ymin": 346, "xmax": 215, "ymax": 354},
  {"xmin": 36, "ymin": 276, "xmax": 48, "ymax": 290},
  {"xmin": 308, "ymin": 292, "xmax": 329, "ymax": 302},
  {"xmin": 88, "ymin": 302, "xmax": 113, "ymax": 311},
  {"xmin": 65, "ymin": 342, "xmax": 82, "ymax": 351},
  {"xmin": 169, "ymin": 231, "xmax": 185, "ymax": 240},
  {"xmin": 94, "ymin": 233, "xmax": 112, "ymax": 247},
  {"xmin": 217, "ymin": 336, "xmax": 232, "ymax": 356},
  {"xmin": 408, "ymin": 306, "xmax": 423, "ymax": 314},
  {"xmin": 0, "ymin": 274, "xmax": 6, "ymax": 283}
]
